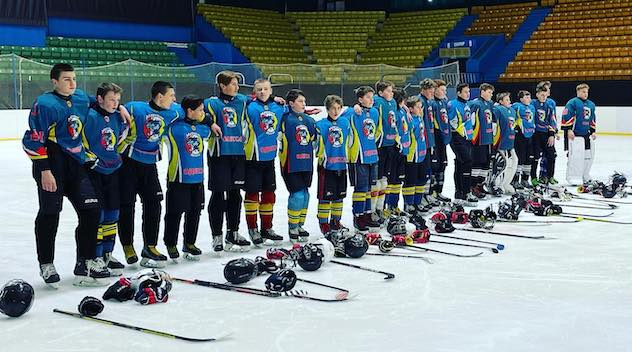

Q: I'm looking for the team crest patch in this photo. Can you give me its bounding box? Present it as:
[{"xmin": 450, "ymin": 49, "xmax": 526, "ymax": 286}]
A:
[
  {"xmin": 388, "ymin": 110, "xmax": 397, "ymax": 128},
  {"xmin": 583, "ymin": 107, "xmax": 591, "ymax": 119},
  {"xmin": 537, "ymin": 109, "xmax": 546, "ymax": 121},
  {"xmin": 525, "ymin": 109, "xmax": 532, "ymax": 121},
  {"xmin": 294, "ymin": 124, "xmax": 310, "ymax": 146},
  {"xmin": 223, "ymin": 107, "xmax": 238, "ymax": 128},
  {"xmin": 67, "ymin": 115, "xmax": 82, "ymax": 140},
  {"xmin": 185, "ymin": 132, "xmax": 203, "ymax": 156},
  {"xmin": 484, "ymin": 109, "xmax": 492, "ymax": 124},
  {"xmin": 400, "ymin": 116, "xmax": 409, "ymax": 134},
  {"xmin": 100, "ymin": 127, "xmax": 116, "ymax": 151},
  {"xmin": 362, "ymin": 118, "xmax": 376, "ymax": 140},
  {"xmin": 143, "ymin": 114, "xmax": 165, "ymax": 142},
  {"xmin": 327, "ymin": 125, "xmax": 344, "ymax": 147},
  {"xmin": 440, "ymin": 108, "xmax": 448, "ymax": 123},
  {"xmin": 428, "ymin": 106, "xmax": 434, "ymax": 121},
  {"xmin": 259, "ymin": 111, "xmax": 277, "ymax": 135}
]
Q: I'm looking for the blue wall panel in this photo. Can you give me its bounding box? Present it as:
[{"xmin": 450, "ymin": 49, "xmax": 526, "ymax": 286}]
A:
[
  {"xmin": 48, "ymin": 17, "xmax": 192, "ymax": 42},
  {"xmin": 0, "ymin": 24, "xmax": 46, "ymax": 46}
]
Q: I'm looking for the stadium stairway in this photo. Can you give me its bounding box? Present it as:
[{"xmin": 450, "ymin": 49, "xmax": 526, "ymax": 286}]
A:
[
  {"xmin": 483, "ymin": 7, "xmax": 551, "ymax": 81},
  {"xmin": 423, "ymin": 14, "xmax": 477, "ymax": 67}
]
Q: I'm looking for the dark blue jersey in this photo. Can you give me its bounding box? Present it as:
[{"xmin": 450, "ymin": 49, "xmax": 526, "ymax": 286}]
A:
[
  {"xmin": 315, "ymin": 116, "xmax": 351, "ymax": 171},
  {"xmin": 469, "ymin": 97, "xmax": 494, "ymax": 146},
  {"xmin": 447, "ymin": 98, "xmax": 473, "ymax": 140},
  {"xmin": 374, "ymin": 95, "xmax": 398, "ymax": 148},
  {"xmin": 82, "ymin": 106, "xmax": 128, "ymax": 175},
  {"xmin": 561, "ymin": 97, "xmax": 596, "ymax": 136},
  {"xmin": 396, "ymin": 107, "xmax": 412, "ymax": 156},
  {"xmin": 493, "ymin": 105, "xmax": 516, "ymax": 151},
  {"xmin": 244, "ymin": 98, "xmax": 283, "ymax": 161},
  {"xmin": 279, "ymin": 111, "xmax": 316, "ymax": 173},
  {"xmin": 532, "ymin": 99, "xmax": 557, "ymax": 135},
  {"xmin": 419, "ymin": 94, "xmax": 436, "ymax": 149},
  {"xmin": 166, "ymin": 118, "xmax": 211, "ymax": 184},
  {"xmin": 434, "ymin": 97, "xmax": 451, "ymax": 145},
  {"xmin": 512, "ymin": 102, "xmax": 536, "ymax": 138},
  {"xmin": 204, "ymin": 93, "xmax": 248, "ymax": 157},
  {"xmin": 22, "ymin": 89, "xmax": 93, "ymax": 170},
  {"xmin": 343, "ymin": 106, "xmax": 379, "ymax": 165}
]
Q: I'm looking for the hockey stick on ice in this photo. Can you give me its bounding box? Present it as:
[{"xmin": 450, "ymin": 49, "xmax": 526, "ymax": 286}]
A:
[{"xmin": 330, "ymin": 260, "xmax": 395, "ymax": 280}]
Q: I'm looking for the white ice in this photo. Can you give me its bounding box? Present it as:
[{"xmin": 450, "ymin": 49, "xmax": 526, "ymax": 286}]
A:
[{"xmin": 1, "ymin": 136, "xmax": 631, "ymax": 352}]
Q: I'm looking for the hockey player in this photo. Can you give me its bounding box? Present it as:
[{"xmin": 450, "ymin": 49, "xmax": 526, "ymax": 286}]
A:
[
  {"xmin": 315, "ymin": 95, "xmax": 351, "ymax": 235},
  {"xmin": 82, "ymin": 82, "xmax": 129, "ymax": 275},
  {"xmin": 243, "ymin": 79, "xmax": 284, "ymax": 246},
  {"xmin": 22, "ymin": 63, "xmax": 109, "ymax": 287},
  {"xmin": 345, "ymin": 86, "xmax": 379, "ymax": 233},
  {"xmin": 536, "ymin": 81, "xmax": 559, "ymax": 184},
  {"xmin": 531, "ymin": 85, "xmax": 558, "ymax": 186},
  {"xmin": 118, "ymin": 81, "xmax": 184, "ymax": 268},
  {"xmin": 447, "ymin": 83, "xmax": 477, "ymax": 206},
  {"xmin": 511, "ymin": 90, "xmax": 536, "ymax": 190},
  {"xmin": 469, "ymin": 83, "xmax": 495, "ymax": 198},
  {"xmin": 431, "ymin": 79, "xmax": 451, "ymax": 203},
  {"xmin": 384, "ymin": 87, "xmax": 408, "ymax": 216},
  {"xmin": 372, "ymin": 81, "xmax": 398, "ymax": 225},
  {"xmin": 163, "ymin": 96, "xmax": 210, "ymax": 261},
  {"xmin": 403, "ymin": 96, "xmax": 428, "ymax": 219},
  {"xmin": 279, "ymin": 89, "xmax": 317, "ymax": 242},
  {"xmin": 203, "ymin": 71, "xmax": 251, "ymax": 252},
  {"xmin": 418, "ymin": 78, "xmax": 437, "ymax": 211},
  {"xmin": 492, "ymin": 92, "xmax": 518, "ymax": 194},
  {"xmin": 562, "ymin": 83, "xmax": 597, "ymax": 185}
]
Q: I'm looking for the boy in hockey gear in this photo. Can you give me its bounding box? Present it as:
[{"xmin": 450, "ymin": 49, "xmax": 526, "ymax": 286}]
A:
[
  {"xmin": 512, "ymin": 91, "xmax": 536, "ymax": 190},
  {"xmin": 418, "ymin": 79, "xmax": 437, "ymax": 210},
  {"xmin": 315, "ymin": 95, "xmax": 351, "ymax": 235},
  {"xmin": 203, "ymin": 71, "xmax": 251, "ymax": 252},
  {"xmin": 0, "ymin": 279, "xmax": 34, "ymax": 318},
  {"xmin": 279, "ymin": 89, "xmax": 317, "ymax": 242},
  {"xmin": 492, "ymin": 92, "xmax": 518, "ymax": 195},
  {"xmin": 531, "ymin": 86, "xmax": 558, "ymax": 187},
  {"xmin": 163, "ymin": 96, "xmax": 209, "ymax": 262},
  {"xmin": 403, "ymin": 96, "xmax": 429, "ymax": 218},
  {"xmin": 345, "ymin": 86, "xmax": 379, "ymax": 233},
  {"xmin": 22, "ymin": 64, "xmax": 110, "ymax": 287},
  {"xmin": 373, "ymin": 81, "xmax": 398, "ymax": 224},
  {"xmin": 244, "ymin": 79, "xmax": 284, "ymax": 246},
  {"xmin": 536, "ymin": 81, "xmax": 559, "ymax": 184},
  {"xmin": 384, "ymin": 88, "xmax": 408, "ymax": 217},
  {"xmin": 562, "ymin": 83, "xmax": 597, "ymax": 186},
  {"xmin": 82, "ymin": 82, "xmax": 129, "ymax": 275},
  {"xmin": 469, "ymin": 83, "xmax": 495, "ymax": 199},
  {"xmin": 118, "ymin": 81, "xmax": 183, "ymax": 268},
  {"xmin": 432, "ymin": 79, "xmax": 451, "ymax": 203},
  {"xmin": 448, "ymin": 83, "xmax": 478, "ymax": 207}
]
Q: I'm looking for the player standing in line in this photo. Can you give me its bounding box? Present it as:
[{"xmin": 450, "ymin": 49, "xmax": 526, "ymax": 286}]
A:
[
  {"xmin": 279, "ymin": 89, "xmax": 317, "ymax": 242},
  {"xmin": 162, "ymin": 96, "xmax": 209, "ymax": 261},
  {"xmin": 384, "ymin": 87, "xmax": 408, "ymax": 216},
  {"xmin": 531, "ymin": 85, "xmax": 558, "ymax": 186},
  {"xmin": 22, "ymin": 64, "xmax": 108, "ymax": 287},
  {"xmin": 402, "ymin": 96, "xmax": 428, "ymax": 217},
  {"xmin": 492, "ymin": 92, "xmax": 518, "ymax": 194},
  {"xmin": 243, "ymin": 79, "xmax": 284, "ymax": 246},
  {"xmin": 315, "ymin": 95, "xmax": 351, "ymax": 235},
  {"xmin": 447, "ymin": 83, "xmax": 477, "ymax": 207},
  {"xmin": 431, "ymin": 79, "xmax": 451, "ymax": 203},
  {"xmin": 418, "ymin": 78, "xmax": 437, "ymax": 212},
  {"xmin": 345, "ymin": 86, "xmax": 379, "ymax": 233},
  {"xmin": 81, "ymin": 82, "xmax": 129, "ymax": 275},
  {"xmin": 561, "ymin": 83, "xmax": 597, "ymax": 186},
  {"xmin": 117, "ymin": 81, "xmax": 183, "ymax": 267},
  {"xmin": 469, "ymin": 83, "xmax": 495, "ymax": 199},
  {"xmin": 536, "ymin": 81, "xmax": 560, "ymax": 184},
  {"xmin": 511, "ymin": 90, "xmax": 536, "ymax": 190}
]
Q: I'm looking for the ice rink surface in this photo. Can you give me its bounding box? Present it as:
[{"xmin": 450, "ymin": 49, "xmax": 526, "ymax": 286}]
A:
[{"xmin": 1, "ymin": 136, "xmax": 631, "ymax": 352}]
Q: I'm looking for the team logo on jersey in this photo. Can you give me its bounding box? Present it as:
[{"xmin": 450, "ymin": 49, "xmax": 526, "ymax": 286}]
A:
[
  {"xmin": 464, "ymin": 106, "xmax": 471, "ymax": 121},
  {"xmin": 185, "ymin": 132, "xmax": 203, "ymax": 157},
  {"xmin": 387, "ymin": 110, "xmax": 397, "ymax": 129},
  {"xmin": 294, "ymin": 124, "xmax": 311, "ymax": 146},
  {"xmin": 223, "ymin": 107, "xmax": 238, "ymax": 128},
  {"xmin": 362, "ymin": 118, "xmax": 376, "ymax": 140},
  {"xmin": 428, "ymin": 106, "xmax": 434, "ymax": 122},
  {"xmin": 583, "ymin": 107, "xmax": 591, "ymax": 120},
  {"xmin": 259, "ymin": 111, "xmax": 278, "ymax": 135},
  {"xmin": 143, "ymin": 114, "xmax": 165, "ymax": 142},
  {"xmin": 525, "ymin": 109, "xmax": 533, "ymax": 121},
  {"xmin": 67, "ymin": 115, "xmax": 82, "ymax": 140},
  {"xmin": 327, "ymin": 126, "xmax": 344, "ymax": 147},
  {"xmin": 400, "ymin": 116, "xmax": 409, "ymax": 135},
  {"xmin": 508, "ymin": 118, "xmax": 515, "ymax": 130},
  {"xmin": 484, "ymin": 109, "xmax": 492, "ymax": 124},
  {"xmin": 100, "ymin": 127, "xmax": 116, "ymax": 151},
  {"xmin": 537, "ymin": 109, "xmax": 546, "ymax": 122},
  {"xmin": 440, "ymin": 108, "xmax": 448, "ymax": 124}
]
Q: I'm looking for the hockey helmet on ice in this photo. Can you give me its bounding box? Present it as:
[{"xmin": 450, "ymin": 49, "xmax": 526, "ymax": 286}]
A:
[
  {"xmin": 224, "ymin": 258, "xmax": 258, "ymax": 284},
  {"xmin": 297, "ymin": 243, "xmax": 324, "ymax": 271},
  {"xmin": 343, "ymin": 234, "xmax": 369, "ymax": 258},
  {"xmin": 0, "ymin": 279, "xmax": 34, "ymax": 318},
  {"xmin": 265, "ymin": 269, "xmax": 297, "ymax": 292}
]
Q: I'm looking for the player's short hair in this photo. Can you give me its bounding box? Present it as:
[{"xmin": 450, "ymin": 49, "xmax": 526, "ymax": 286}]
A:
[
  {"xmin": 536, "ymin": 81, "xmax": 552, "ymax": 91},
  {"xmin": 405, "ymin": 95, "xmax": 421, "ymax": 110},
  {"xmin": 96, "ymin": 82, "xmax": 122, "ymax": 99},
  {"xmin": 496, "ymin": 92, "xmax": 510, "ymax": 103},
  {"xmin": 253, "ymin": 78, "xmax": 270, "ymax": 88},
  {"xmin": 151, "ymin": 81, "xmax": 174, "ymax": 99},
  {"xmin": 355, "ymin": 85, "xmax": 375, "ymax": 99},
  {"xmin": 181, "ymin": 95, "xmax": 203, "ymax": 113},
  {"xmin": 576, "ymin": 83, "xmax": 589, "ymax": 91},
  {"xmin": 480, "ymin": 83, "xmax": 495, "ymax": 92},
  {"xmin": 324, "ymin": 95, "xmax": 343, "ymax": 110},
  {"xmin": 434, "ymin": 79, "xmax": 447, "ymax": 88},
  {"xmin": 217, "ymin": 70, "xmax": 239, "ymax": 87},
  {"xmin": 285, "ymin": 89, "xmax": 305, "ymax": 103},
  {"xmin": 420, "ymin": 78, "xmax": 437, "ymax": 90},
  {"xmin": 375, "ymin": 80, "xmax": 394, "ymax": 93},
  {"xmin": 518, "ymin": 90, "xmax": 531, "ymax": 99},
  {"xmin": 393, "ymin": 87, "xmax": 407, "ymax": 105},
  {"xmin": 50, "ymin": 63, "xmax": 74, "ymax": 80},
  {"xmin": 456, "ymin": 83, "xmax": 469, "ymax": 93}
]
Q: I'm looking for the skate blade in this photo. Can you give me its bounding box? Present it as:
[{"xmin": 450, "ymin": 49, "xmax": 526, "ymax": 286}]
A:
[
  {"xmin": 45, "ymin": 282, "xmax": 60, "ymax": 289},
  {"xmin": 108, "ymin": 269, "xmax": 123, "ymax": 277},
  {"xmin": 183, "ymin": 253, "xmax": 201, "ymax": 261},
  {"xmin": 263, "ymin": 239, "xmax": 283, "ymax": 246},
  {"xmin": 73, "ymin": 276, "xmax": 109, "ymax": 287},
  {"xmin": 224, "ymin": 244, "xmax": 251, "ymax": 252},
  {"xmin": 139, "ymin": 258, "xmax": 167, "ymax": 268},
  {"xmin": 170, "ymin": 258, "xmax": 179, "ymax": 264},
  {"xmin": 125, "ymin": 256, "xmax": 138, "ymax": 265}
]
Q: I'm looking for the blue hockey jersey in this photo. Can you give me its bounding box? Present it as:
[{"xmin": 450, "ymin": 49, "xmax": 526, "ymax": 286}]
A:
[
  {"xmin": 396, "ymin": 107, "xmax": 412, "ymax": 156},
  {"xmin": 374, "ymin": 95, "xmax": 398, "ymax": 148},
  {"xmin": 244, "ymin": 98, "xmax": 283, "ymax": 161},
  {"xmin": 407, "ymin": 115, "xmax": 427, "ymax": 163},
  {"xmin": 532, "ymin": 99, "xmax": 557, "ymax": 135},
  {"xmin": 316, "ymin": 116, "xmax": 351, "ymax": 171},
  {"xmin": 279, "ymin": 111, "xmax": 316, "ymax": 173},
  {"xmin": 447, "ymin": 97, "xmax": 473, "ymax": 140},
  {"xmin": 204, "ymin": 93, "xmax": 248, "ymax": 157},
  {"xmin": 165, "ymin": 118, "xmax": 211, "ymax": 184},
  {"xmin": 344, "ymin": 106, "xmax": 379, "ymax": 165},
  {"xmin": 82, "ymin": 105, "xmax": 128, "ymax": 175},
  {"xmin": 469, "ymin": 97, "xmax": 494, "ymax": 146},
  {"xmin": 561, "ymin": 97, "xmax": 596, "ymax": 136},
  {"xmin": 434, "ymin": 97, "xmax": 451, "ymax": 145},
  {"xmin": 419, "ymin": 94, "xmax": 436, "ymax": 149},
  {"xmin": 512, "ymin": 102, "xmax": 536, "ymax": 138},
  {"xmin": 493, "ymin": 105, "xmax": 516, "ymax": 151}
]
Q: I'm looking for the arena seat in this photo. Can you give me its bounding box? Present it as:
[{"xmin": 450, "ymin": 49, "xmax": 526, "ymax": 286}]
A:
[{"xmin": 465, "ymin": 2, "xmax": 537, "ymax": 39}]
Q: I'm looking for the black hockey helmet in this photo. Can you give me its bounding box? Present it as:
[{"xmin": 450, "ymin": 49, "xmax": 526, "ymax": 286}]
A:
[
  {"xmin": 224, "ymin": 258, "xmax": 257, "ymax": 284},
  {"xmin": 430, "ymin": 211, "xmax": 455, "ymax": 233},
  {"xmin": 0, "ymin": 279, "xmax": 34, "ymax": 318},
  {"xmin": 469, "ymin": 209, "xmax": 486, "ymax": 228},
  {"xmin": 386, "ymin": 216, "xmax": 407, "ymax": 236},
  {"xmin": 265, "ymin": 269, "xmax": 297, "ymax": 292},
  {"xmin": 498, "ymin": 201, "xmax": 519, "ymax": 220},
  {"xmin": 378, "ymin": 239, "xmax": 395, "ymax": 253},
  {"xmin": 344, "ymin": 234, "xmax": 369, "ymax": 258},
  {"xmin": 297, "ymin": 243, "xmax": 324, "ymax": 271}
]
